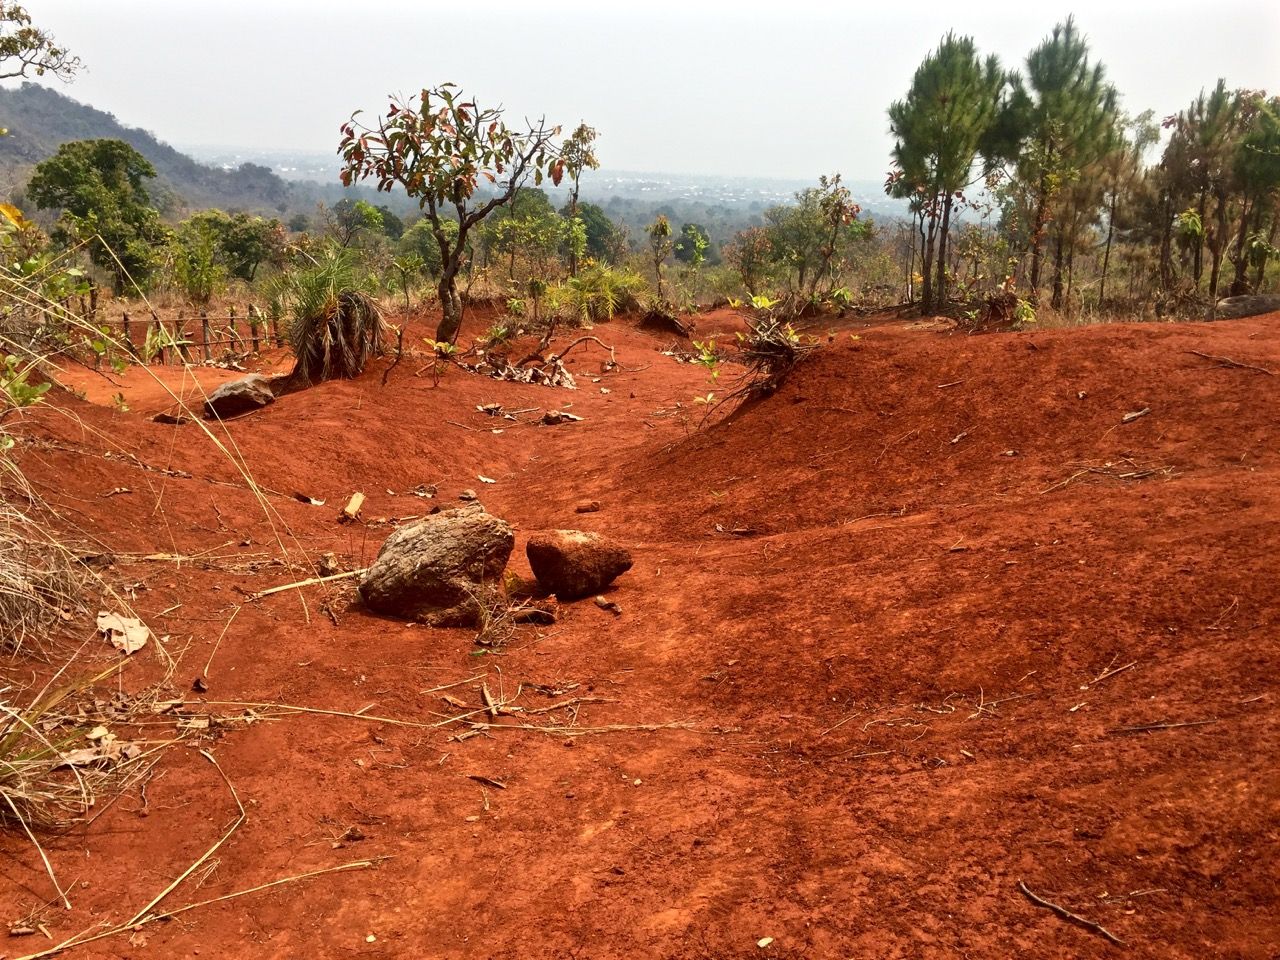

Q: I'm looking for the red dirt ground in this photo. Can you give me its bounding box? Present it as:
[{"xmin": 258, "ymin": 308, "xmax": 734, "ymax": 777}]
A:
[{"xmin": 2, "ymin": 308, "xmax": 1278, "ymax": 959}]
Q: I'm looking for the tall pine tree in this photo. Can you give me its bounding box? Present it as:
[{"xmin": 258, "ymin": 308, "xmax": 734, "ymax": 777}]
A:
[{"xmin": 887, "ymin": 33, "xmax": 1012, "ymax": 311}]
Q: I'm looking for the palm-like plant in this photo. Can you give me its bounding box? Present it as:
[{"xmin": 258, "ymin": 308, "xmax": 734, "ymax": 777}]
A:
[{"xmin": 274, "ymin": 246, "xmax": 387, "ymax": 388}]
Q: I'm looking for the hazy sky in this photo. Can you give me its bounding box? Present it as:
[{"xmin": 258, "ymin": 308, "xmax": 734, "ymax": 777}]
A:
[{"xmin": 13, "ymin": 0, "xmax": 1280, "ymax": 180}]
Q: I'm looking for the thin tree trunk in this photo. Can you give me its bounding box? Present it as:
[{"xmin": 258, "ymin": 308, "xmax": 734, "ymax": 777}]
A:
[
  {"xmin": 921, "ymin": 210, "xmax": 938, "ymax": 312},
  {"xmin": 1228, "ymin": 198, "xmax": 1255, "ymax": 296},
  {"xmin": 1100, "ymin": 190, "xmax": 1118, "ymax": 306},
  {"xmin": 1252, "ymin": 213, "xmax": 1278, "ymax": 292},
  {"xmin": 1028, "ymin": 149, "xmax": 1053, "ymax": 305},
  {"xmin": 1050, "ymin": 224, "xmax": 1066, "ymax": 311},
  {"xmin": 934, "ymin": 194, "xmax": 953, "ymax": 309},
  {"xmin": 568, "ymin": 186, "xmax": 581, "ymax": 277},
  {"xmin": 1193, "ymin": 188, "xmax": 1207, "ymax": 284}
]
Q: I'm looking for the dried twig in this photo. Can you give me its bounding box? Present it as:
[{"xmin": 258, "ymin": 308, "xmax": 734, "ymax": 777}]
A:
[
  {"xmin": 1187, "ymin": 350, "xmax": 1276, "ymax": 376},
  {"xmin": 1018, "ymin": 880, "xmax": 1125, "ymax": 946},
  {"xmin": 1110, "ymin": 719, "xmax": 1218, "ymax": 735},
  {"xmin": 14, "ymin": 858, "xmax": 386, "ymax": 960},
  {"xmin": 248, "ymin": 568, "xmax": 367, "ymax": 600},
  {"xmin": 125, "ymin": 749, "xmax": 244, "ymax": 925}
]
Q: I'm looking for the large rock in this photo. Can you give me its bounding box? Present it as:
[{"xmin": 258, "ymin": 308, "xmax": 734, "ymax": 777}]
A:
[
  {"xmin": 203, "ymin": 374, "xmax": 275, "ymax": 419},
  {"xmin": 1215, "ymin": 294, "xmax": 1280, "ymax": 319},
  {"xmin": 526, "ymin": 530, "xmax": 632, "ymax": 601},
  {"xmin": 359, "ymin": 506, "xmax": 514, "ymax": 626}
]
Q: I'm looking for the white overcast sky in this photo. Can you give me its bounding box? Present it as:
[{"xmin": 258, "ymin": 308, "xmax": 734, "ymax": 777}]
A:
[{"xmin": 14, "ymin": 0, "xmax": 1280, "ymax": 180}]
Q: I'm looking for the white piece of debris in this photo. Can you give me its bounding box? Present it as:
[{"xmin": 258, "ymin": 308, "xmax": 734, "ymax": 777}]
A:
[
  {"xmin": 97, "ymin": 611, "xmax": 150, "ymax": 654},
  {"xmin": 1122, "ymin": 407, "xmax": 1151, "ymax": 424},
  {"xmin": 478, "ymin": 475, "xmax": 497, "ymax": 484},
  {"xmin": 757, "ymin": 937, "xmax": 775, "ymax": 949}
]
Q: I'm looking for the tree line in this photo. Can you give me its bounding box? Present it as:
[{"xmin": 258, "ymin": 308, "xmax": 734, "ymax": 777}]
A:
[{"xmin": 885, "ymin": 17, "xmax": 1280, "ymax": 317}]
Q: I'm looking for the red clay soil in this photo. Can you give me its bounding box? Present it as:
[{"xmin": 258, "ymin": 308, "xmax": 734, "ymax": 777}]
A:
[{"xmin": 2, "ymin": 309, "xmax": 1278, "ymax": 959}]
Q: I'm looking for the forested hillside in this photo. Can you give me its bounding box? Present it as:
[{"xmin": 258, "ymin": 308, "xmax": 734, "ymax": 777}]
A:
[{"xmin": 0, "ymin": 82, "xmax": 291, "ymax": 213}]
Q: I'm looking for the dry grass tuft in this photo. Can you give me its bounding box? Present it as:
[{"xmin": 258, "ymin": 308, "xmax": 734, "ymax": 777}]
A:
[{"xmin": 0, "ymin": 505, "xmax": 86, "ymax": 655}]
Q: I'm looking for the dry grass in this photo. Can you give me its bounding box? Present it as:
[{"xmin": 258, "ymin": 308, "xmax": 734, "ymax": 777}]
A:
[{"xmin": 0, "ymin": 504, "xmax": 86, "ymax": 655}]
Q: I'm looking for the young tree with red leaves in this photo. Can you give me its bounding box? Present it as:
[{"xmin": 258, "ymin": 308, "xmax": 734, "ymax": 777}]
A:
[{"xmin": 339, "ymin": 85, "xmax": 566, "ymax": 343}]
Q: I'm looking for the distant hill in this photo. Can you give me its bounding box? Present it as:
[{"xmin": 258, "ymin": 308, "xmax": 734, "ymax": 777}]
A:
[{"xmin": 0, "ymin": 82, "xmax": 293, "ymax": 215}]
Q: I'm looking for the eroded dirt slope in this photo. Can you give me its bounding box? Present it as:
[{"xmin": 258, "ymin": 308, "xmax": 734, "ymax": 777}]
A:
[{"xmin": 2, "ymin": 311, "xmax": 1277, "ymax": 959}]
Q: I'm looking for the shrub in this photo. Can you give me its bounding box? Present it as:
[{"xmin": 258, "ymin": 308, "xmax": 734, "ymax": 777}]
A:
[{"xmin": 273, "ymin": 246, "xmax": 388, "ymax": 387}]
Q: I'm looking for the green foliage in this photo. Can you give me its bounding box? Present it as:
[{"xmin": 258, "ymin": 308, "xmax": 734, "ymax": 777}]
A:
[
  {"xmin": 574, "ymin": 202, "xmax": 626, "ymax": 262},
  {"xmin": 330, "ymin": 198, "xmax": 384, "ymax": 247},
  {"xmin": 183, "ymin": 209, "xmax": 284, "ymax": 281},
  {"xmin": 27, "ymin": 138, "xmax": 164, "ymax": 292},
  {"xmin": 390, "ymin": 252, "xmax": 426, "ymax": 308},
  {"xmin": 647, "ymin": 215, "xmax": 674, "ymax": 299},
  {"xmin": 273, "ymin": 245, "xmax": 385, "ymax": 385},
  {"xmin": 550, "ymin": 261, "xmax": 647, "ymax": 324},
  {"xmin": 0, "ymin": 353, "xmax": 49, "ymax": 408},
  {"xmin": 398, "ymin": 217, "xmax": 451, "ymax": 277},
  {"xmin": 760, "ymin": 176, "xmax": 866, "ymax": 300},
  {"xmin": 168, "ymin": 221, "xmax": 225, "ymax": 306},
  {"xmin": 674, "ymin": 223, "xmax": 711, "ymax": 267}
]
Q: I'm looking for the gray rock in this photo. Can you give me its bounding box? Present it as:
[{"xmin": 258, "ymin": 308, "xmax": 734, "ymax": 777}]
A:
[
  {"xmin": 203, "ymin": 374, "xmax": 275, "ymax": 419},
  {"xmin": 1215, "ymin": 294, "xmax": 1280, "ymax": 319},
  {"xmin": 526, "ymin": 530, "xmax": 632, "ymax": 601},
  {"xmin": 359, "ymin": 508, "xmax": 514, "ymax": 626}
]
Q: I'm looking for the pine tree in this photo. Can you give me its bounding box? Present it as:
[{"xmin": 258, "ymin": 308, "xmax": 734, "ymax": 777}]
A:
[
  {"xmin": 887, "ymin": 33, "xmax": 1011, "ymax": 311},
  {"xmin": 1014, "ymin": 17, "xmax": 1118, "ymax": 308}
]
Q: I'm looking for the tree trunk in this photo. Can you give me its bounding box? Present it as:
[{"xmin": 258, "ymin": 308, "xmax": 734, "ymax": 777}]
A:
[
  {"xmin": 1050, "ymin": 224, "xmax": 1066, "ymax": 311},
  {"xmin": 1252, "ymin": 213, "xmax": 1277, "ymax": 292},
  {"xmin": 568, "ymin": 186, "xmax": 580, "ymax": 278},
  {"xmin": 905, "ymin": 221, "xmax": 916, "ymax": 303},
  {"xmin": 1099, "ymin": 190, "xmax": 1118, "ymax": 306},
  {"xmin": 436, "ymin": 265, "xmax": 464, "ymax": 344},
  {"xmin": 1228, "ymin": 198, "xmax": 1255, "ymax": 296},
  {"xmin": 921, "ymin": 210, "xmax": 938, "ymax": 312},
  {"xmin": 1193, "ymin": 189, "xmax": 1207, "ymax": 284},
  {"xmin": 1158, "ymin": 193, "xmax": 1175, "ymax": 294},
  {"xmin": 934, "ymin": 194, "xmax": 953, "ymax": 309},
  {"xmin": 1027, "ymin": 155, "xmax": 1053, "ymax": 305},
  {"xmin": 1207, "ymin": 190, "xmax": 1229, "ymax": 318}
]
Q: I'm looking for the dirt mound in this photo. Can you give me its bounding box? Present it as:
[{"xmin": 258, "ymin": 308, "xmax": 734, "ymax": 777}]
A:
[
  {"xmin": 627, "ymin": 315, "xmax": 1280, "ymax": 539},
  {"xmin": 2, "ymin": 310, "xmax": 1277, "ymax": 958}
]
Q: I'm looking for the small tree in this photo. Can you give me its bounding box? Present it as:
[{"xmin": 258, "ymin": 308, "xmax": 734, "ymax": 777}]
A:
[
  {"xmin": 560, "ymin": 123, "xmax": 599, "ymax": 276},
  {"xmin": 674, "ymin": 223, "xmax": 711, "ymax": 267},
  {"xmin": 647, "ymin": 215, "xmax": 673, "ymax": 301},
  {"xmin": 27, "ymin": 139, "xmax": 164, "ymax": 293},
  {"xmin": 339, "ymin": 85, "xmax": 566, "ymax": 343},
  {"xmin": 0, "ymin": 3, "xmax": 79, "ymax": 81}
]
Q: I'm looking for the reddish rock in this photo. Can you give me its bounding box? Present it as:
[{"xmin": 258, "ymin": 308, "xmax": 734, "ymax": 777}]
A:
[{"xmin": 526, "ymin": 530, "xmax": 632, "ymax": 600}]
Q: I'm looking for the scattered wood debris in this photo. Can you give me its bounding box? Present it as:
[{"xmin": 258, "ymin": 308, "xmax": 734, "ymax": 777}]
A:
[
  {"xmin": 340, "ymin": 492, "xmax": 365, "ymax": 522},
  {"xmin": 1018, "ymin": 880, "xmax": 1125, "ymax": 946}
]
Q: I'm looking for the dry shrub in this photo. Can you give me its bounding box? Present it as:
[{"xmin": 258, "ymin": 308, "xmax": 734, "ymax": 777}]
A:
[
  {"xmin": 731, "ymin": 317, "xmax": 820, "ymax": 402},
  {"xmin": 0, "ymin": 504, "xmax": 84, "ymax": 655}
]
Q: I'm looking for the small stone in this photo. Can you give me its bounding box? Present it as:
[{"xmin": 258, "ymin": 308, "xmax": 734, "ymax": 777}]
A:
[
  {"xmin": 458, "ymin": 489, "xmax": 478, "ymax": 502},
  {"xmin": 575, "ymin": 500, "xmax": 601, "ymax": 514}
]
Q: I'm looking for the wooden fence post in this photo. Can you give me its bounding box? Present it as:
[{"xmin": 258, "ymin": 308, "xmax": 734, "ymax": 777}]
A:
[
  {"xmin": 150, "ymin": 313, "xmax": 165, "ymax": 365},
  {"xmin": 201, "ymin": 311, "xmax": 211, "ymax": 362},
  {"xmin": 122, "ymin": 311, "xmax": 134, "ymax": 357},
  {"xmin": 248, "ymin": 304, "xmax": 262, "ymax": 354}
]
